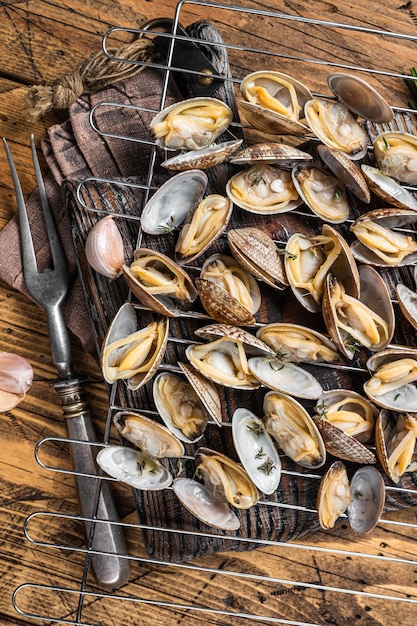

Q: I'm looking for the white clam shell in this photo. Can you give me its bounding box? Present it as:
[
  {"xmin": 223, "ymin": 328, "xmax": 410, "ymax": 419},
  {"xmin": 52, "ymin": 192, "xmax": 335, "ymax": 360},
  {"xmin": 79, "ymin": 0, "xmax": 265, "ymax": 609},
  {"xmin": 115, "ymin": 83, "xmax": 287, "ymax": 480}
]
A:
[
  {"xmin": 173, "ymin": 477, "xmax": 241, "ymax": 530},
  {"xmin": 327, "ymin": 72, "xmax": 393, "ymax": 123},
  {"xmin": 232, "ymin": 408, "xmax": 281, "ymax": 495},
  {"xmin": 140, "ymin": 170, "xmax": 208, "ymax": 235},
  {"xmin": 96, "ymin": 445, "xmax": 173, "ymax": 490},
  {"xmin": 361, "ymin": 164, "xmax": 417, "ymax": 211},
  {"xmin": 248, "ymin": 356, "xmax": 323, "ymax": 400},
  {"xmin": 347, "ymin": 466, "xmax": 385, "ymax": 534}
]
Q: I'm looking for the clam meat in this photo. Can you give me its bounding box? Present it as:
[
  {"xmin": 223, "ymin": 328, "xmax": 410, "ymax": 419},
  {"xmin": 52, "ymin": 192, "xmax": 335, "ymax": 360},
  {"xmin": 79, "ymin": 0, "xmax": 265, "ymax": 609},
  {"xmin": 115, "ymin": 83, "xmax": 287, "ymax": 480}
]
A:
[
  {"xmin": 304, "ymin": 98, "xmax": 368, "ymax": 160},
  {"xmin": 226, "ymin": 163, "xmax": 301, "ymax": 215},
  {"xmin": 292, "ymin": 164, "xmax": 350, "ymax": 224},
  {"xmin": 263, "ymin": 390, "xmax": 326, "ymax": 468},
  {"xmin": 364, "ymin": 350, "xmax": 417, "ymax": 412},
  {"xmin": 361, "ymin": 164, "xmax": 417, "ymax": 211},
  {"xmin": 175, "ymin": 194, "xmax": 233, "ymax": 264},
  {"xmin": 350, "ymin": 209, "xmax": 417, "ymax": 267},
  {"xmin": 150, "ymin": 97, "xmax": 233, "ymax": 151},
  {"xmin": 153, "ymin": 371, "xmax": 209, "ymax": 443},
  {"xmin": 96, "ymin": 445, "xmax": 173, "ymax": 490},
  {"xmin": 113, "ymin": 410, "xmax": 185, "ymax": 458},
  {"xmin": 232, "ymin": 408, "xmax": 281, "ymax": 495},
  {"xmin": 256, "ymin": 322, "xmax": 341, "ymax": 364},
  {"xmin": 375, "ymin": 410, "xmax": 417, "ymax": 483},
  {"xmin": 101, "ymin": 303, "xmax": 169, "ymax": 391},
  {"xmin": 123, "ymin": 248, "xmax": 197, "ymax": 316},
  {"xmin": 373, "ymin": 131, "xmax": 417, "ymax": 185}
]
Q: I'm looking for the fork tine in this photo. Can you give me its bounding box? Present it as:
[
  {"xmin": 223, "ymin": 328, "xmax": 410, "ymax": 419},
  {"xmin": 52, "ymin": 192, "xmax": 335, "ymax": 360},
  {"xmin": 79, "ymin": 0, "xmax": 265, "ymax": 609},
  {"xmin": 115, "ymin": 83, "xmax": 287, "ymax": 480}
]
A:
[
  {"xmin": 2, "ymin": 137, "xmax": 38, "ymax": 284},
  {"xmin": 30, "ymin": 134, "xmax": 68, "ymax": 275}
]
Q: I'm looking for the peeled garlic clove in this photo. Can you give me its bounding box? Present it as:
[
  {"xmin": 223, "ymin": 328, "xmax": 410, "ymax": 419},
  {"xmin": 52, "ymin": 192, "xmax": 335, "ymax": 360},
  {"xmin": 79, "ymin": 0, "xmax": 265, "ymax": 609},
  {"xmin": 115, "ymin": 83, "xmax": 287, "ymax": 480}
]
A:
[
  {"xmin": 85, "ymin": 216, "xmax": 125, "ymax": 279},
  {"xmin": 0, "ymin": 352, "xmax": 33, "ymax": 411}
]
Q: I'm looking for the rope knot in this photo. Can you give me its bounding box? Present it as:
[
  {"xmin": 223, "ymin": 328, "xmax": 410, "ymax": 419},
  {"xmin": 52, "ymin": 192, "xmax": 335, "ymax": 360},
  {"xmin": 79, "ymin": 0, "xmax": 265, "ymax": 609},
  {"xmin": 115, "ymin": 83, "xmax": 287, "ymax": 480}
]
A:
[{"xmin": 52, "ymin": 71, "xmax": 84, "ymax": 109}]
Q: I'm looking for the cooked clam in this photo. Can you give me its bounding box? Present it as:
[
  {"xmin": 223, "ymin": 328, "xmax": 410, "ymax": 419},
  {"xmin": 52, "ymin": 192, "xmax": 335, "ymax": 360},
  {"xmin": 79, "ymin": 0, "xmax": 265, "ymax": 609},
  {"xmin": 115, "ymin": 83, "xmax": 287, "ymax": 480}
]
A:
[
  {"xmin": 123, "ymin": 248, "xmax": 197, "ymax": 316},
  {"xmin": 248, "ymin": 356, "xmax": 323, "ymax": 400},
  {"xmin": 304, "ymin": 99, "xmax": 368, "ymax": 160},
  {"xmin": 256, "ymin": 322, "xmax": 341, "ymax": 364},
  {"xmin": 263, "ymin": 390, "xmax": 326, "ymax": 468},
  {"xmin": 196, "ymin": 253, "xmax": 261, "ymax": 326},
  {"xmin": 292, "ymin": 163, "xmax": 350, "ymax": 224},
  {"xmin": 373, "ymin": 131, "xmax": 417, "ymax": 185},
  {"xmin": 364, "ymin": 349, "xmax": 417, "ymax": 412},
  {"xmin": 239, "ymin": 70, "xmax": 312, "ymax": 135},
  {"xmin": 327, "ymin": 72, "xmax": 393, "ymax": 123},
  {"xmin": 285, "ymin": 224, "xmax": 359, "ymax": 313},
  {"xmin": 175, "ymin": 194, "xmax": 233, "ymax": 265},
  {"xmin": 178, "ymin": 361, "xmax": 223, "ymax": 427},
  {"xmin": 317, "ymin": 461, "xmax": 385, "ymax": 533},
  {"xmin": 186, "ymin": 324, "xmax": 272, "ymax": 390},
  {"xmin": 96, "ymin": 445, "xmax": 173, "ymax": 490},
  {"xmin": 100, "ymin": 303, "xmax": 169, "ymax": 390},
  {"xmin": 375, "ymin": 409, "xmax": 417, "ymax": 483},
  {"xmin": 396, "ymin": 283, "xmax": 417, "ymax": 331},
  {"xmin": 140, "ymin": 169, "xmax": 208, "ymax": 235},
  {"xmin": 150, "ymin": 97, "xmax": 233, "ymax": 151},
  {"xmin": 350, "ymin": 208, "xmax": 417, "ymax": 267},
  {"xmin": 196, "ymin": 447, "xmax": 259, "ymax": 509},
  {"xmin": 314, "ymin": 389, "xmax": 377, "ymax": 464},
  {"xmin": 173, "ymin": 477, "xmax": 241, "ymax": 530},
  {"xmin": 226, "ymin": 163, "xmax": 301, "ymax": 215},
  {"xmin": 113, "ymin": 410, "xmax": 185, "ymax": 458},
  {"xmin": 317, "ymin": 145, "xmax": 371, "ymax": 204},
  {"xmin": 232, "ymin": 408, "xmax": 281, "ymax": 495},
  {"xmin": 322, "ymin": 265, "xmax": 394, "ymax": 360},
  {"xmin": 153, "ymin": 372, "xmax": 209, "ymax": 443},
  {"xmin": 227, "ymin": 227, "xmax": 288, "ymax": 291},
  {"xmin": 361, "ymin": 164, "xmax": 417, "ymax": 211},
  {"xmin": 161, "ymin": 139, "xmax": 242, "ymax": 171}
]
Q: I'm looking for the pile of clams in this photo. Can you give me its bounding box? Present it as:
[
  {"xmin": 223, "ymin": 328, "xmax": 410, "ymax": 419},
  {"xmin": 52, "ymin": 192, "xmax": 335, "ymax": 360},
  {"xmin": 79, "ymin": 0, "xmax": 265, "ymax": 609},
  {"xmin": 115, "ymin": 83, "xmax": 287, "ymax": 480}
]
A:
[{"xmin": 86, "ymin": 68, "xmax": 417, "ymax": 536}]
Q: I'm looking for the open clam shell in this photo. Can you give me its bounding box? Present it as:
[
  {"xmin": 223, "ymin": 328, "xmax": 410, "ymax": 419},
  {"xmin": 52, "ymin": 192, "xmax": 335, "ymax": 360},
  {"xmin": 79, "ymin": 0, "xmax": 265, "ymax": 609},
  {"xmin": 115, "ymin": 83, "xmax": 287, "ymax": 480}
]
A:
[
  {"xmin": 256, "ymin": 322, "xmax": 341, "ymax": 364},
  {"xmin": 373, "ymin": 131, "xmax": 417, "ymax": 185},
  {"xmin": 173, "ymin": 477, "xmax": 241, "ymax": 530},
  {"xmin": 227, "ymin": 227, "xmax": 288, "ymax": 291},
  {"xmin": 178, "ymin": 361, "xmax": 223, "ymax": 427},
  {"xmin": 263, "ymin": 390, "xmax": 326, "ymax": 468},
  {"xmin": 248, "ymin": 356, "xmax": 323, "ymax": 400},
  {"xmin": 375, "ymin": 409, "xmax": 417, "ymax": 483},
  {"xmin": 292, "ymin": 163, "xmax": 350, "ymax": 224},
  {"xmin": 350, "ymin": 208, "xmax": 417, "ymax": 267},
  {"xmin": 123, "ymin": 248, "xmax": 197, "ymax": 316},
  {"xmin": 113, "ymin": 410, "xmax": 185, "ymax": 458},
  {"xmin": 196, "ymin": 253, "xmax": 261, "ymax": 326},
  {"xmin": 232, "ymin": 408, "xmax": 281, "ymax": 495},
  {"xmin": 396, "ymin": 283, "xmax": 417, "ymax": 331},
  {"xmin": 317, "ymin": 461, "xmax": 385, "ymax": 533},
  {"xmin": 322, "ymin": 265, "xmax": 394, "ymax": 360},
  {"xmin": 196, "ymin": 447, "xmax": 259, "ymax": 509},
  {"xmin": 313, "ymin": 389, "xmax": 377, "ymax": 464},
  {"xmin": 161, "ymin": 139, "xmax": 243, "ymax": 171},
  {"xmin": 96, "ymin": 445, "xmax": 173, "ymax": 491},
  {"xmin": 226, "ymin": 163, "xmax": 302, "ymax": 215},
  {"xmin": 327, "ymin": 72, "xmax": 393, "ymax": 123},
  {"xmin": 229, "ymin": 142, "xmax": 313, "ymax": 167},
  {"xmin": 150, "ymin": 97, "xmax": 233, "ymax": 151},
  {"xmin": 304, "ymin": 98, "xmax": 368, "ymax": 160},
  {"xmin": 285, "ymin": 223, "xmax": 359, "ymax": 313},
  {"xmin": 174, "ymin": 194, "xmax": 233, "ymax": 265},
  {"xmin": 239, "ymin": 70, "xmax": 312, "ymax": 135},
  {"xmin": 317, "ymin": 145, "xmax": 371, "ymax": 204},
  {"xmin": 364, "ymin": 348, "xmax": 417, "ymax": 412},
  {"xmin": 153, "ymin": 372, "xmax": 209, "ymax": 443},
  {"xmin": 186, "ymin": 324, "xmax": 272, "ymax": 390},
  {"xmin": 361, "ymin": 164, "xmax": 417, "ymax": 211},
  {"xmin": 140, "ymin": 169, "xmax": 208, "ymax": 235},
  {"xmin": 100, "ymin": 303, "xmax": 169, "ymax": 391}
]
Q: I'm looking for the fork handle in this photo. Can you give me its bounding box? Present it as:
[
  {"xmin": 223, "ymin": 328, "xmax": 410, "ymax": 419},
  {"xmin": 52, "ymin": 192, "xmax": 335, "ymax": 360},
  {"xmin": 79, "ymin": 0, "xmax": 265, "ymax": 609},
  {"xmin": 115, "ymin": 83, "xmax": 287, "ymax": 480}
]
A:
[{"xmin": 52, "ymin": 377, "xmax": 131, "ymax": 589}]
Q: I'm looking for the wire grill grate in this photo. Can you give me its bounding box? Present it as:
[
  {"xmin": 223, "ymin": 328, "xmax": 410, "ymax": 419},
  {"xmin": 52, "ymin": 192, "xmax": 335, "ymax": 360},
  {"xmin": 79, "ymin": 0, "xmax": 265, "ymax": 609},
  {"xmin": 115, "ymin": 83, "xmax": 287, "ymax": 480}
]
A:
[{"xmin": 14, "ymin": 2, "xmax": 417, "ymax": 624}]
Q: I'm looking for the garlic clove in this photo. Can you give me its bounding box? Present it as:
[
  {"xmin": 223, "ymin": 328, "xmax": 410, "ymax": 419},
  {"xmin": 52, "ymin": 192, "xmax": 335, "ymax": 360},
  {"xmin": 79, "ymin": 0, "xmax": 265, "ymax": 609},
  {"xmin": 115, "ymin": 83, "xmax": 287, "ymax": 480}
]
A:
[
  {"xmin": 0, "ymin": 352, "xmax": 33, "ymax": 411},
  {"xmin": 85, "ymin": 216, "xmax": 125, "ymax": 279}
]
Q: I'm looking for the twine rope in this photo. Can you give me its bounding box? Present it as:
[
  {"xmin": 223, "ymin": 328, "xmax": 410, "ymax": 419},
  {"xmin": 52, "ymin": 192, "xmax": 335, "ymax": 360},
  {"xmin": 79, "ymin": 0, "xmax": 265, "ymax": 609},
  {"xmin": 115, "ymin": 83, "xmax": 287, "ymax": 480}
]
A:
[{"xmin": 24, "ymin": 37, "xmax": 158, "ymax": 121}]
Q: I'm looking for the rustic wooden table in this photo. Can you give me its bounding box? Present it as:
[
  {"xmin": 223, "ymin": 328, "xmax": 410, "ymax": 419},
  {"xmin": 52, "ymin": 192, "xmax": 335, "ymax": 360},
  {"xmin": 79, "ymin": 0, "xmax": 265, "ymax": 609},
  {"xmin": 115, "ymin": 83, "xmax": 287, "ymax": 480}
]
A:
[{"xmin": 2, "ymin": 1, "xmax": 417, "ymax": 625}]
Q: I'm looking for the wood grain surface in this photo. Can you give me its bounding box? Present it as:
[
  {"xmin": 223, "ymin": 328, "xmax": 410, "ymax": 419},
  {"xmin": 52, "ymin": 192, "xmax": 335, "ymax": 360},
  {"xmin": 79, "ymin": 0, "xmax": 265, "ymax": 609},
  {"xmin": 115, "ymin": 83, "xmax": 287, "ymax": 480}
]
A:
[{"xmin": 1, "ymin": 1, "xmax": 417, "ymax": 625}]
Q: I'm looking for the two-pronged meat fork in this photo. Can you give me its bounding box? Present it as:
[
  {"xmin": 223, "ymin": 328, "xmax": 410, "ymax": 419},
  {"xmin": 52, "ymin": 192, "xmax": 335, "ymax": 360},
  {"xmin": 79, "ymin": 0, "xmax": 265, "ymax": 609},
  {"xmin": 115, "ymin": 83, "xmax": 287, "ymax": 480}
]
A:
[{"xmin": 3, "ymin": 135, "xmax": 130, "ymax": 589}]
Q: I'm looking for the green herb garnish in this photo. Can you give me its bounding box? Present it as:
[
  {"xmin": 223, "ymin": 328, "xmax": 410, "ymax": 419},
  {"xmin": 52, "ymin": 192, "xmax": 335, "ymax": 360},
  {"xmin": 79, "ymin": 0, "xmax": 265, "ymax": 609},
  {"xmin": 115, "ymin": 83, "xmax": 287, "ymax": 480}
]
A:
[
  {"xmin": 247, "ymin": 421, "xmax": 265, "ymax": 438},
  {"xmin": 383, "ymin": 136, "xmax": 390, "ymax": 150},
  {"xmin": 277, "ymin": 247, "xmax": 298, "ymax": 260},
  {"xmin": 257, "ymin": 457, "xmax": 276, "ymax": 475},
  {"xmin": 269, "ymin": 360, "xmax": 284, "ymax": 372},
  {"xmin": 252, "ymin": 175, "xmax": 266, "ymax": 186},
  {"xmin": 255, "ymin": 447, "xmax": 266, "ymax": 459},
  {"xmin": 333, "ymin": 187, "xmax": 343, "ymax": 200},
  {"xmin": 394, "ymin": 392, "xmax": 401, "ymax": 401}
]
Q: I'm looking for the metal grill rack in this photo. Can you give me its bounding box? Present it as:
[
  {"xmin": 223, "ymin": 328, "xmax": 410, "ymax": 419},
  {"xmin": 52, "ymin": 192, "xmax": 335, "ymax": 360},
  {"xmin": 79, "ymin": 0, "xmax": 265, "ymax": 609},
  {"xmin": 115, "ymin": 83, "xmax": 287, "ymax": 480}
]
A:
[{"xmin": 12, "ymin": 2, "xmax": 417, "ymax": 624}]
